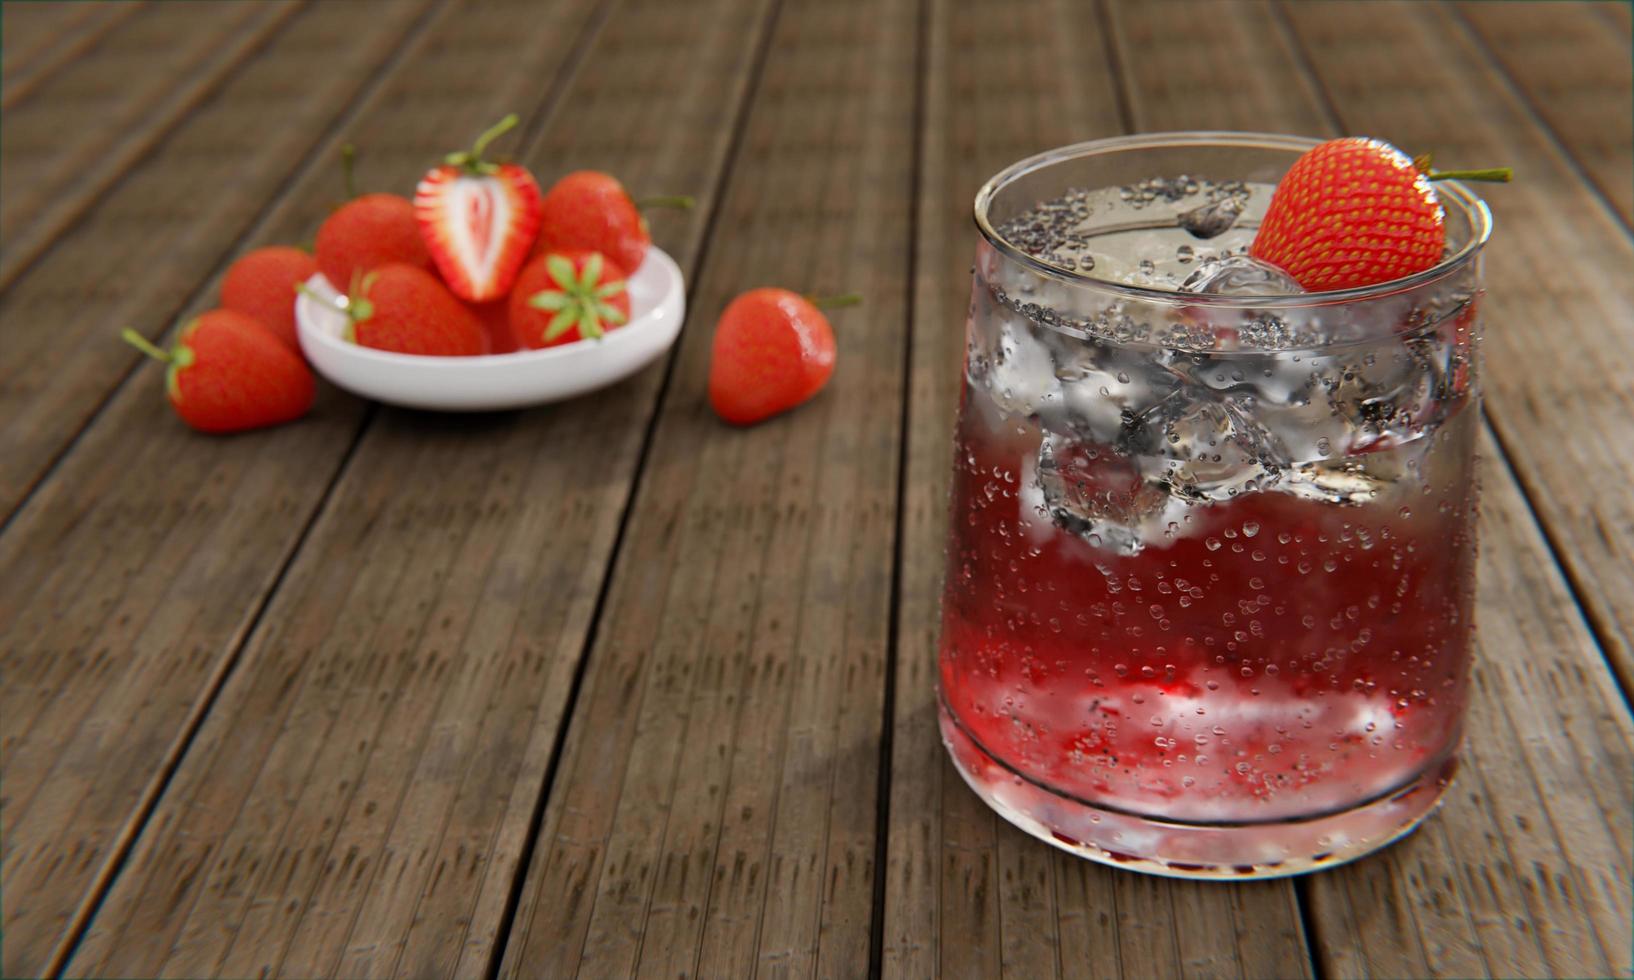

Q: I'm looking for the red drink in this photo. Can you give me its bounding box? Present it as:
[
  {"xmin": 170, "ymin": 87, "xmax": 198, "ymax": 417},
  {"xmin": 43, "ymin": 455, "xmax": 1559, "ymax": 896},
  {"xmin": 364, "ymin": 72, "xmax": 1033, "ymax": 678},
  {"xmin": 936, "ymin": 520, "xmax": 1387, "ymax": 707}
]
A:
[{"xmin": 939, "ymin": 135, "xmax": 1489, "ymax": 876}]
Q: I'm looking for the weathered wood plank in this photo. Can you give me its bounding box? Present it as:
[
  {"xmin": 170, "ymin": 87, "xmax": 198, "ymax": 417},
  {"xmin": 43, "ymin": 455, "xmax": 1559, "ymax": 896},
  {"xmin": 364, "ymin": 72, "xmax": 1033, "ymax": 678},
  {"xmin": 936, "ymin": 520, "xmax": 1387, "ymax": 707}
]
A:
[
  {"xmin": 1455, "ymin": 2, "xmax": 1634, "ymax": 228},
  {"xmin": 0, "ymin": 1, "xmax": 143, "ymax": 104},
  {"xmin": 1280, "ymin": 0, "xmax": 1634, "ymax": 709},
  {"xmin": 2, "ymin": 2, "xmax": 306, "ymax": 294},
  {"xmin": 0, "ymin": 0, "xmax": 430, "ymax": 521},
  {"xmin": 1262, "ymin": 4, "xmax": 1634, "ymax": 976},
  {"xmin": 1599, "ymin": 0, "xmax": 1633, "ymax": 38},
  {"xmin": 884, "ymin": 2, "xmax": 1319, "ymax": 978},
  {"xmin": 57, "ymin": 0, "xmax": 779, "ymax": 975},
  {"xmin": 496, "ymin": 0, "xmax": 915, "ymax": 976},
  {"xmin": 0, "ymin": 5, "xmax": 451, "ymax": 976},
  {"xmin": 1302, "ymin": 437, "xmax": 1634, "ymax": 979}
]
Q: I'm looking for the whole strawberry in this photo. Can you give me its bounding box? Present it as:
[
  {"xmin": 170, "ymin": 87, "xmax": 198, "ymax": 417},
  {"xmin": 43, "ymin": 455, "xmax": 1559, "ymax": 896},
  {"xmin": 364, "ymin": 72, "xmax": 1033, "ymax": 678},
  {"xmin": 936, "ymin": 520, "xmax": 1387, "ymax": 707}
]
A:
[
  {"xmin": 221, "ymin": 246, "xmax": 318, "ymax": 351},
  {"xmin": 533, "ymin": 170, "xmax": 692, "ymax": 273},
  {"xmin": 509, "ymin": 249, "xmax": 631, "ymax": 349},
  {"xmin": 1251, "ymin": 137, "xmax": 1509, "ymax": 291},
  {"xmin": 321, "ymin": 264, "xmax": 485, "ymax": 356},
  {"xmin": 313, "ymin": 144, "xmax": 432, "ymax": 288},
  {"xmin": 415, "ymin": 114, "xmax": 542, "ymax": 302},
  {"xmin": 708, "ymin": 288, "xmax": 850, "ymax": 426},
  {"xmin": 316, "ymin": 193, "xmax": 431, "ymax": 288},
  {"xmin": 121, "ymin": 310, "xmax": 314, "ymax": 433}
]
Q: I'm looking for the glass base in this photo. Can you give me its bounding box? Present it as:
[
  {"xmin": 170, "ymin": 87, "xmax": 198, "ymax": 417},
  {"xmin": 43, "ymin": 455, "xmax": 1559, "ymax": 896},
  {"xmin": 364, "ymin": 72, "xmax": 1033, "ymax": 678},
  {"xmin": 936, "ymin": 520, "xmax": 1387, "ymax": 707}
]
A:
[{"xmin": 940, "ymin": 700, "xmax": 1455, "ymax": 880}]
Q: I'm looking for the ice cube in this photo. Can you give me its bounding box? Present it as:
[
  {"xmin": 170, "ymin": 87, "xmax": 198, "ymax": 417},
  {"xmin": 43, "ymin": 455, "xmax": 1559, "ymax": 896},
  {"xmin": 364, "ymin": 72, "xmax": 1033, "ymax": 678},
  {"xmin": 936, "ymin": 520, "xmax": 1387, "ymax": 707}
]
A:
[
  {"xmin": 1033, "ymin": 431, "xmax": 1179, "ymax": 555},
  {"xmin": 1281, "ymin": 460, "xmax": 1390, "ymax": 504},
  {"xmin": 1179, "ymin": 349, "xmax": 1350, "ymax": 463},
  {"xmin": 1051, "ymin": 337, "xmax": 1182, "ymax": 445},
  {"xmin": 1179, "ymin": 254, "xmax": 1304, "ymax": 296},
  {"xmin": 971, "ymin": 313, "xmax": 1061, "ymax": 420},
  {"xmin": 1178, "ymin": 195, "xmax": 1245, "ymax": 239},
  {"xmin": 1126, "ymin": 391, "xmax": 1286, "ymax": 502}
]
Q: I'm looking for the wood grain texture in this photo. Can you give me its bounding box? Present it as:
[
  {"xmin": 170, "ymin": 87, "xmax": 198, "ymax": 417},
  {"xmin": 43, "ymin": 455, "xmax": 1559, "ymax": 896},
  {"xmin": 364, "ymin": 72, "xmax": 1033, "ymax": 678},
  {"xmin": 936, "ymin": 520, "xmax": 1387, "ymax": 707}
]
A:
[
  {"xmin": 0, "ymin": 0, "xmax": 1629, "ymax": 975},
  {"xmin": 1279, "ymin": 0, "xmax": 1634, "ymax": 758},
  {"xmin": 58, "ymin": 0, "xmax": 778, "ymax": 975},
  {"xmin": 1599, "ymin": 0, "xmax": 1633, "ymax": 38},
  {"xmin": 496, "ymin": 0, "xmax": 915, "ymax": 975},
  {"xmin": 1302, "ymin": 436, "xmax": 1634, "ymax": 979},
  {"xmin": 1455, "ymin": 2, "xmax": 1634, "ymax": 228},
  {"xmin": 1250, "ymin": 4, "xmax": 1634, "ymax": 976},
  {"xmin": 883, "ymin": 3, "xmax": 1318, "ymax": 978},
  {"xmin": 1, "ymin": 2, "xmax": 305, "ymax": 292},
  {"xmin": 0, "ymin": 0, "xmax": 144, "ymax": 104},
  {"xmin": 0, "ymin": 5, "xmax": 451, "ymax": 976},
  {"xmin": 0, "ymin": 0, "xmax": 434, "ymax": 522}
]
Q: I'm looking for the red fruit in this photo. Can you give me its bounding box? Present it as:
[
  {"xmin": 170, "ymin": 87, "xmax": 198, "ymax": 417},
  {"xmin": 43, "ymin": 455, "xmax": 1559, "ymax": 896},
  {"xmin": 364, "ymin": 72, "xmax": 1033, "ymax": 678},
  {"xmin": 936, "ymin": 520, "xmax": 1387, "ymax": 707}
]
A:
[
  {"xmin": 708, "ymin": 288, "xmax": 845, "ymax": 426},
  {"xmin": 509, "ymin": 249, "xmax": 631, "ymax": 349},
  {"xmin": 415, "ymin": 114, "xmax": 542, "ymax": 302},
  {"xmin": 1251, "ymin": 138, "xmax": 1511, "ymax": 292},
  {"xmin": 327, "ymin": 263, "xmax": 485, "ymax": 356},
  {"xmin": 121, "ymin": 310, "xmax": 314, "ymax": 434},
  {"xmin": 534, "ymin": 171, "xmax": 691, "ymax": 273},
  {"xmin": 467, "ymin": 298, "xmax": 515, "ymax": 354},
  {"xmin": 221, "ymin": 246, "xmax": 317, "ymax": 352},
  {"xmin": 316, "ymin": 193, "xmax": 431, "ymax": 288}
]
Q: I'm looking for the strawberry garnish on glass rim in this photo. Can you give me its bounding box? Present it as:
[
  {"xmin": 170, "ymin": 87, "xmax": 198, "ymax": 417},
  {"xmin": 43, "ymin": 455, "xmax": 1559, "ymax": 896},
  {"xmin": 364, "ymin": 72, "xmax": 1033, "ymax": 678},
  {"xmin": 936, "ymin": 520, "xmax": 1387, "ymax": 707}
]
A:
[
  {"xmin": 415, "ymin": 114, "xmax": 543, "ymax": 303},
  {"xmin": 1249, "ymin": 137, "xmax": 1510, "ymax": 292}
]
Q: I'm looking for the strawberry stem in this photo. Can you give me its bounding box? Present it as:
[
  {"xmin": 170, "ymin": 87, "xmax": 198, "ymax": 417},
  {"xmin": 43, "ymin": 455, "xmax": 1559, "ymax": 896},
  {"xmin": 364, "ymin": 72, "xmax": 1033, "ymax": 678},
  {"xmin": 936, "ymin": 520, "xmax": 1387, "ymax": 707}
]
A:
[
  {"xmin": 446, "ymin": 114, "xmax": 520, "ymax": 174},
  {"xmin": 805, "ymin": 293, "xmax": 862, "ymax": 310},
  {"xmin": 472, "ymin": 114, "xmax": 518, "ymax": 157},
  {"xmin": 1428, "ymin": 167, "xmax": 1512, "ymax": 183},
  {"xmin": 120, "ymin": 328, "xmax": 171, "ymax": 363},
  {"xmin": 341, "ymin": 143, "xmax": 358, "ymax": 199},
  {"xmin": 634, "ymin": 195, "xmax": 696, "ymax": 210}
]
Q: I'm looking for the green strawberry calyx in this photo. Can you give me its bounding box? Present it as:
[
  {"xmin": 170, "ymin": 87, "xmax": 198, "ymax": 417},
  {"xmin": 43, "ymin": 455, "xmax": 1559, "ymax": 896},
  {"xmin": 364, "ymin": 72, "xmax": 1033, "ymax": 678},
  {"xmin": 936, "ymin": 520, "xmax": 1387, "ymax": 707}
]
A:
[
  {"xmin": 444, "ymin": 114, "xmax": 519, "ymax": 177},
  {"xmin": 528, "ymin": 253, "xmax": 628, "ymax": 342},
  {"xmin": 121, "ymin": 326, "xmax": 194, "ymax": 402}
]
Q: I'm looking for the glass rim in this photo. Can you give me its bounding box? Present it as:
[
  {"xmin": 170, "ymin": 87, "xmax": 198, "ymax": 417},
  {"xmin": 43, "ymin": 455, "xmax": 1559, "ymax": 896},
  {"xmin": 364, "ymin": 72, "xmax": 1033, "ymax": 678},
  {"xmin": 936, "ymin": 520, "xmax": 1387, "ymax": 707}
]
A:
[{"xmin": 972, "ymin": 131, "xmax": 1494, "ymax": 310}]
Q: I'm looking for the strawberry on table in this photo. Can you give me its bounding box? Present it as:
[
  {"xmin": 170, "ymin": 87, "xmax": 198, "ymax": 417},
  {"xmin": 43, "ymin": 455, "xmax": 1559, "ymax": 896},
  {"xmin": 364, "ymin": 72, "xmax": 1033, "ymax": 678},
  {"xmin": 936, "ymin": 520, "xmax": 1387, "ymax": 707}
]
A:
[
  {"xmin": 508, "ymin": 249, "xmax": 631, "ymax": 349},
  {"xmin": 708, "ymin": 288, "xmax": 851, "ymax": 426},
  {"xmin": 312, "ymin": 263, "xmax": 485, "ymax": 357},
  {"xmin": 1250, "ymin": 137, "xmax": 1510, "ymax": 291},
  {"xmin": 415, "ymin": 114, "xmax": 542, "ymax": 303},
  {"xmin": 221, "ymin": 246, "xmax": 318, "ymax": 352},
  {"xmin": 534, "ymin": 170, "xmax": 693, "ymax": 273},
  {"xmin": 121, "ymin": 310, "xmax": 314, "ymax": 434}
]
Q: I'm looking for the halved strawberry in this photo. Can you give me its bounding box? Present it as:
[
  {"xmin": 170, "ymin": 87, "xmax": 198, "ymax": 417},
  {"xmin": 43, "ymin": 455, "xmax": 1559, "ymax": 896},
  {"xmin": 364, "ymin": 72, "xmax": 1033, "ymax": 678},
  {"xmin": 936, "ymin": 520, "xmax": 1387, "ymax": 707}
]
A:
[{"xmin": 415, "ymin": 114, "xmax": 542, "ymax": 303}]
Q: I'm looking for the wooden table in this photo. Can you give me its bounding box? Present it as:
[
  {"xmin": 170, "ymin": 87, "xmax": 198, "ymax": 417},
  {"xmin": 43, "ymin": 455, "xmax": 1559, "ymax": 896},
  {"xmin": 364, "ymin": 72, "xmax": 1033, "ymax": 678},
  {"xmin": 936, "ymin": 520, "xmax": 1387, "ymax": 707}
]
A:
[{"xmin": 2, "ymin": 1, "xmax": 1630, "ymax": 976}]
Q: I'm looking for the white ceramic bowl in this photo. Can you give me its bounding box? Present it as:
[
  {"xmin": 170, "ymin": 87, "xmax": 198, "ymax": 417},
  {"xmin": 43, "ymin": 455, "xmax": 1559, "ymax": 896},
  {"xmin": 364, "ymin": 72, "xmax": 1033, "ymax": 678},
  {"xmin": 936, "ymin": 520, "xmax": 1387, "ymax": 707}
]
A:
[{"xmin": 295, "ymin": 246, "xmax": 685, "ymax": 411}]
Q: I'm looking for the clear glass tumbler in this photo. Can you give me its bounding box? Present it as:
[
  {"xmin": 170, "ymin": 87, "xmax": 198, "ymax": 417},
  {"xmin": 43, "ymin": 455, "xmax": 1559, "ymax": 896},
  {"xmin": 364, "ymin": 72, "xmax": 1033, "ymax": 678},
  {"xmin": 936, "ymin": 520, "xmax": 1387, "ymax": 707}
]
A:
[{"xmin": 937, "ymin": 133, "xmax": 1490, "ymax": 878}]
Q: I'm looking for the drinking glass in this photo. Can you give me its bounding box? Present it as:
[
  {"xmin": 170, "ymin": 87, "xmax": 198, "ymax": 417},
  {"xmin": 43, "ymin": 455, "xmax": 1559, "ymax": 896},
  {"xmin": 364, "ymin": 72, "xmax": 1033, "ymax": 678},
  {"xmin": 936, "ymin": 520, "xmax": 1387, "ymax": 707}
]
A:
[{"xmin": 938, "ymin": 133, "xmax": 1490, "ymax": 877}]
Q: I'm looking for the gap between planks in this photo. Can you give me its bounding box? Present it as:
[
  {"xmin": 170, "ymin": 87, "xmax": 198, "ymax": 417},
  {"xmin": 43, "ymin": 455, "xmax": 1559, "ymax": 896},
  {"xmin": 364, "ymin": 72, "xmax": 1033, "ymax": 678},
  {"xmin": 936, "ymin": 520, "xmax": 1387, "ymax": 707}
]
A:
[
  {"xmin": 473, "ymin": 0, "xmax": 786, "ymax": 974},
  {"xmin": 38, "ymin": 0, "xmax": 616, "ymax": 971},
  {"xmin": 26, "ymin": 1, "xmax": 465, "ymax": 971}
]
